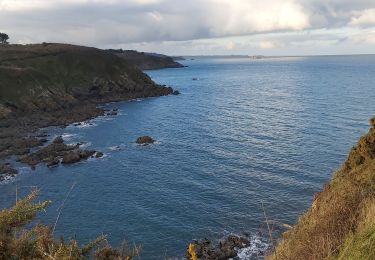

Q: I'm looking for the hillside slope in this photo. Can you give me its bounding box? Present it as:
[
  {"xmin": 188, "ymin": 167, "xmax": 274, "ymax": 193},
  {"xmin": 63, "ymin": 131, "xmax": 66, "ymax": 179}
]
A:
[
  {"xmin": 270, "ymin": 119, "xmax": 375, "ymax": 260},
  {"xmin": 0, "ymin": 43, "xmax": 173, "ymax": 116},
  {"xmin": 0, "ymin": 43, "xmax": 176, "ymax": 161},
  {"xmin": 108, "ymin": 49, "xmax": 185, "ymax": 70}
]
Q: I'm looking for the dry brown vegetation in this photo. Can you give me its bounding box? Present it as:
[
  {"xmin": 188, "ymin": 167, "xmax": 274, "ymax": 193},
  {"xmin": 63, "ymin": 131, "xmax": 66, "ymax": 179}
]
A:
[
  {"xmin": 0, "ymin": 190, "xmax": 140, "ymax": 260},
  {"xmin": 269, "ymin": 118, "xmax": 375, "ymax": 260}
]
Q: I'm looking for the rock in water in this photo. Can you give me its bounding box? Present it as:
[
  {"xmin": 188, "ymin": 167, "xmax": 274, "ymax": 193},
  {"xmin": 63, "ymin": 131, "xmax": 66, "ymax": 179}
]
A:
[
  {"xmin": 62, "ymin": 151, "xmax": 81, "ymax": 164},
  {"xmin": 0, "ymin": 164, "xmax": 18, "ymax": 181},
  {"xmin": 136, "ymin": 136, "xmax": 155, "ymax": 144},
  {"xmin": 47, "ymin": 157, "xmax": 60, "ymax": 168},
  {"xmin": 172, "ymin": 90, "xmax": 180, "ymax": 95},
  {"xmin": 187, "ymin": 235, "xmax": 250, "ymax": 260},
  {"xmin": 95, "ymin": 152, "xmax": 104, "ymax": 158},
  {"xmin": 62, "ymin": 149, "xmax": 96, "ymax": 164}
]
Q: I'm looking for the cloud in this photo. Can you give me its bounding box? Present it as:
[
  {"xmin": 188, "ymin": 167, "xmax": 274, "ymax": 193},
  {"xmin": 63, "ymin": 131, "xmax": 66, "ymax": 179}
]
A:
[
  {"xmin": 259, "ymin": 41, "xmax": 278, "ymax": 49},
  {"xmin": 350, "ymin": 9, "xmax": 375, "ymax": 26},
  {"xmin": 0, "ymin": 0, "xmax": 374, "ymax": 54},
  {"xmin": 350, "ymin": 30, "xmax": 375, "ymax": 44}
]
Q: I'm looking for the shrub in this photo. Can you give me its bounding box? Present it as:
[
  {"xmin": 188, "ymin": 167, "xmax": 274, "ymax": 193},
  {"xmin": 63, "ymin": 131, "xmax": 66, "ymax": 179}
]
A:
[{"xmin": 0, "ymin": 190, "xmax": 140, "ymax": 259}]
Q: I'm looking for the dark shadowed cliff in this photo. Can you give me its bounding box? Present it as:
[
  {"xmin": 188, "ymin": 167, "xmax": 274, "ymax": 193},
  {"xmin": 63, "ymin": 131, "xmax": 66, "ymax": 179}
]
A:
[{"xmin": 107, "ymin": 49, "xmax": 185, "ymax": 70}]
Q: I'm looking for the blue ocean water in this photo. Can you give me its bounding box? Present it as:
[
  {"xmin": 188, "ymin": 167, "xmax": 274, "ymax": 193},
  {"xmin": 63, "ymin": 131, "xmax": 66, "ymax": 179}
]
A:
[{"xmin": 1, "ymin": 55, "xmax": 375, "ymax": 259}]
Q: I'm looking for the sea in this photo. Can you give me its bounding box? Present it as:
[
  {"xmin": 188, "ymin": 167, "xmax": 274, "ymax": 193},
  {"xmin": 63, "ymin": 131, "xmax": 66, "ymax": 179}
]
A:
[{"xmin": 1, "ymin": 55, "xmax": 375, "ymax": 259}]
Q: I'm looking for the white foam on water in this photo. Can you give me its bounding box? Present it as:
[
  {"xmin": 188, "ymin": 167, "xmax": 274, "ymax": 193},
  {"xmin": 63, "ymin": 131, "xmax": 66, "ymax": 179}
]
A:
[
  {"xmin": 61, "ymin": 133, "xmax": 77, "ymax": 141},
  {"xmin": 79, "ymin": 141, "xmax": 92, "ymax": 148},
  {"xmin": 73, "ymin": 122, "xmax": 97, "ymax": 128},
  {"xmin": 0, "ymin": 166, "xmax": 30, "ymax": 184},
  {"xmin": 129, "ymin": 98, "xmax": 143, "ymax": 102},
  {"xmin": 109, "ymin": 145, "xmax": 123, "ymax": 151},
  {"xmin": 237, "ymin": 235, "xmax": 269, "ymax": 260},
  {"xmin": 0, "ymin": 174, "xmax": 15, "ymax": 184}
]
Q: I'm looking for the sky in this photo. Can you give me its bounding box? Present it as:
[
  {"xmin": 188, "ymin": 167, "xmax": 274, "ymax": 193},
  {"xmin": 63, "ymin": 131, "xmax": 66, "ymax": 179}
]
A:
[{"xmin": 0, "ymin": 0, "xmax": 375, "ymax": 55}]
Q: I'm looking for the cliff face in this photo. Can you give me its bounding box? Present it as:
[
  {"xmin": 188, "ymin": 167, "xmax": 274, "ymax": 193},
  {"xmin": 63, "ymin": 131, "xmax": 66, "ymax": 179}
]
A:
[
  {"xmin": 108, "ymin": 49, "xmax": 185, "ymax": 70},
  {"xmin": 0, "ymin": 43, "xmax": 173, "ymax": 116},
  {"xmin": 270, "ymin": 119, "xmax": 375, "ymax": 260}
]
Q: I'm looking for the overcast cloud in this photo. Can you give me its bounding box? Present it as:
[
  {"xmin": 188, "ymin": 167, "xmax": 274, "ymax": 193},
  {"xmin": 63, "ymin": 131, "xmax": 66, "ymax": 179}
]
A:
[{"xmin": 0, "ymin": 0, "xmax": 374, "ymax": 55}]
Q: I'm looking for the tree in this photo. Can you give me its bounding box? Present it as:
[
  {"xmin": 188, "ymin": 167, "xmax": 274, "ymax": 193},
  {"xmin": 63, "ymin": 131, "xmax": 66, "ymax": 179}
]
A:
[{"xmin": 0, "ymin": 33, "xmax": 9, "ymax": 44}]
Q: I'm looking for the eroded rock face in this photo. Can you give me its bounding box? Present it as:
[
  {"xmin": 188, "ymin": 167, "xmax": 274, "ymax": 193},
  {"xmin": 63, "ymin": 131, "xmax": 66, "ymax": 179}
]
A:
[
  {"xmin": 187, "ymin": 235, "xmax": 250, "ymax": 260},
  {"xmin": 136, "ymin": 136, "xmax": 155, "ymax": 144}
]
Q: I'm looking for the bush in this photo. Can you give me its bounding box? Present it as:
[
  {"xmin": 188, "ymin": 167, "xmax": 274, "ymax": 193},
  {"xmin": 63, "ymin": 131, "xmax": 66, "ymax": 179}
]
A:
[
  {"xmin": 0, "ymin": 33, "xmax": 9, "ymax": 44},
  {"xmin": 0, "ymin": 190, "xmax": 140, "ymax": 259}
]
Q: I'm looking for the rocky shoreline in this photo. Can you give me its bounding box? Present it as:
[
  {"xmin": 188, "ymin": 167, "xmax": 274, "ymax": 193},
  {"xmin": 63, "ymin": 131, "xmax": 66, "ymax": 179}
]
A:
[
  {"xmin": 0, "ymin": 43, "xmax": 183, "ymax": 181},
  {"xmin": 0, "ymin": 87, "xmax": 178, "ymax": 181},
  {"xmin": 187, "ymin": 235, "xmax": 259, "ymax": 260}
]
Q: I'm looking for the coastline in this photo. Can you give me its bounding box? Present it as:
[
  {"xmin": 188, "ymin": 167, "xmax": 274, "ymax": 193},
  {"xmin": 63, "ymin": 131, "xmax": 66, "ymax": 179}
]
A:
[
  {"xmin": 0, "ymin": 86, "xmax": 178, "ymax": 180},
  {"xmin": 0, "ymin": 43, "xmax": 182, "ymax": 180}
]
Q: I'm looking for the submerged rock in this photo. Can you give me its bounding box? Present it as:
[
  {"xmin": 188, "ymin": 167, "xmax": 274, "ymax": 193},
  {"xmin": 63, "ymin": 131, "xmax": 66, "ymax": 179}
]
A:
[
  {"xmin": 172, "ymin": 90, "xmax": 180, "ymax": 95},
  {"xmin": 136, "ymin": 136, "xmax": 155, "ymax": 144}
]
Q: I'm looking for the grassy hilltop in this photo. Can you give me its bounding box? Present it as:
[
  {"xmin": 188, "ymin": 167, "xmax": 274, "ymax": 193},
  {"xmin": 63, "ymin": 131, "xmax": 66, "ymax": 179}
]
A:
[
  {"xmin": 270, "ymin": 119, "xmax": 375, "ymax": 260},
  {"xmin": 107, "ymin": 49, "xmax": 185, "ymax": 70},
  {"xmin": 0, "ymin": 43, "xmax": 173, "ymax": 117}
]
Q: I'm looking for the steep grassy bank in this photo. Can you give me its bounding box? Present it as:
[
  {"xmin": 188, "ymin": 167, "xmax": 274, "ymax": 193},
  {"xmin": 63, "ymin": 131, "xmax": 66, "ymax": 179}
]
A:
[{"xmin": 270, "ymin": 119, "xmax": 375, "ymax": 260}]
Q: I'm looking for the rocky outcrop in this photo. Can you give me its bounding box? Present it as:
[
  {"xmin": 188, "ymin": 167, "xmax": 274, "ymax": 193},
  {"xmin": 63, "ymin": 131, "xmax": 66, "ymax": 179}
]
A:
[
  {"xmin": 136, "ymin": 136, "xmax": 155, "ymax": 144},
  {"xmin": 0, "ymin": 163, "xmax": 18, "ymax": 181},
  {"xmin": 187, "ymin": 235, "xmax": 250, "ymax": 260},
  {"xmin": 18, "ymin": 136, "xmax": 100, "ymax": 168},
  {"xmin": 62, "ymin": 149, "xmax": 96, "ymax": 164},
  {"xmin": 0, "ymin": 137, "xmax": 46, "ymax": 158},
  {"xmin": 95, "ymin": 151, "xmax": 104, "ymax": 158}
]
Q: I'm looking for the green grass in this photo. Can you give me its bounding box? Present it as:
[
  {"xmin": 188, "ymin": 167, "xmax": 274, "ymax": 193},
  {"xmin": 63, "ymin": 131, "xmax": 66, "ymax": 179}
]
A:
[{"xmin": 0, "ymin": 43, "xmax": 152, "ymax": 106}]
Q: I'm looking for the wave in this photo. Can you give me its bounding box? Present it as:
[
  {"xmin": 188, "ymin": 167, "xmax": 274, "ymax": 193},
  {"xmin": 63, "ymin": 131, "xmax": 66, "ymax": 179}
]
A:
[{"xmin": 237, "ymin": 234, "xmax": 269, "ymax": 260}]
